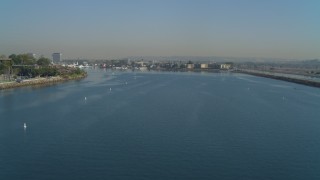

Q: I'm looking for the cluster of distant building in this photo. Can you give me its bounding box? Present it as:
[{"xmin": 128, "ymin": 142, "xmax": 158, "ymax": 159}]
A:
[
  {"xmin": 2, "ymin": 52, "xmax": 234, "ymax": 71},
  {"xmin": 58, "ymin": 58, "xmax": 234, "ymax": 71},
  {"xmin": 25, "ymin": 52, "xmax": 62, "ymax": 64},
  {"xmin": 184, "ymin": 62, "xmax": 232, "ymax": 70}
]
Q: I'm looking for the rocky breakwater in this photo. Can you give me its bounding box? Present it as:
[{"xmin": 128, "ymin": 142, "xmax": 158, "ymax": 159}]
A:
[{"xmin": 237, "ymin": 69, "xmax": 320, "ymax": 88}]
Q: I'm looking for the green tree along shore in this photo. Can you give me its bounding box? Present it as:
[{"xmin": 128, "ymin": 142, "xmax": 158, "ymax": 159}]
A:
[{"xmin": 0, "ymin": 53, "xmax": 86, "ymax": 83}]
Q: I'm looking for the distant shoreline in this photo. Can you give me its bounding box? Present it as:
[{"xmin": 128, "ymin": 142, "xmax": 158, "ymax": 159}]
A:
[
  {"xmin": 2, "ymin": 69, "xmax": 319, "ymax": 90},
  {"xmin": 0, "ymin": 74, "xmax": 87, "ymax": 90},
  {"xmin": 132, "ymin": 68, "xmax": 320, "ymax": 88}
]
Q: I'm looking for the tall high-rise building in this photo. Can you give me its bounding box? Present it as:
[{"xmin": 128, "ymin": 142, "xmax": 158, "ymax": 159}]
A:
[
  {"xmin": 52, "ymin": 53, "xmax": 62, "ymax": 63},
  {"xmin": 27, "ymin": 53, "xmax": 36, "ymax": 59}
]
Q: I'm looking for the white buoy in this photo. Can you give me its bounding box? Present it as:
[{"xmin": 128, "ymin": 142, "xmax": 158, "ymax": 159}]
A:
[
  {"xmin": 110, "ymin": 88, "xmax": 112, "ymax": 91},
  {"xmin": 85, "ymin": 97, "xmax": 87, "ymax": 100},
  {"xmin": 24, "ymin": 123, "xmax": 27, "ymax": 129}
]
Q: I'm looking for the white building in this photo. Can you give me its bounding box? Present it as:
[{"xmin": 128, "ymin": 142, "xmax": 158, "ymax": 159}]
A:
[
  {"xmin": 201, "ymin": 64, "xmax": 208, "ymax": 69},
  {"xmin": 52, "ymin": 53, "xmax": 62, "ymax": 63},
  {"xmin": 220, "ymin": 63, "xmax": 232, "ymax": 70},
  {"xmin": 187, "ymin": 64, "xmax": 194, "ymax": 69}
]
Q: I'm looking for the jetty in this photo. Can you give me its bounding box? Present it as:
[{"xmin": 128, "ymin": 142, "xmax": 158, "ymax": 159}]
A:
[{"xmin": 237, "ymin": 69, "xmax": 320, "ymax": 88}]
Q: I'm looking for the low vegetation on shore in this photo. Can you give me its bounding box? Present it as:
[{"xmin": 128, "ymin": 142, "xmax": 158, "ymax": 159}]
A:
[
  {"xmin": 16, "ymin": 65, "xmax": 87, "ymax": 79},
  {"xmin": 0, "ymin": 54, "xmax": 87, "ymax": 89}
]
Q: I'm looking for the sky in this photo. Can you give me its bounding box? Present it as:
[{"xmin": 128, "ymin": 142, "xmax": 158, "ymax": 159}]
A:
[{"xmin": 0, "ymin": 0, "xmax": 319, "ymax": 60}]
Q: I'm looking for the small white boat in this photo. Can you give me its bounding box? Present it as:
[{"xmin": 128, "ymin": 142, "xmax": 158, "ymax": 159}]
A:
[{"xmin": 24, "ymin": 123, "xmax": 27, "ymax": 129}]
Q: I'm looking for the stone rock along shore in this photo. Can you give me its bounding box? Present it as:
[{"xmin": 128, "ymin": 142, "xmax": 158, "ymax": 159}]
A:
[
  {"xmin": 0, "ymin": 75, "xmax": 86, "ymax": 90},
  {"xmin": 237, "ymin": 70, "xmax": 320, "ymax": 88}
]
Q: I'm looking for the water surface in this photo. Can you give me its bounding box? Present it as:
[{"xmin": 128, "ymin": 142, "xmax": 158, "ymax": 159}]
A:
[{"xmin": 1, "ymin": 69, "xmax": 320, "ymax": 180}]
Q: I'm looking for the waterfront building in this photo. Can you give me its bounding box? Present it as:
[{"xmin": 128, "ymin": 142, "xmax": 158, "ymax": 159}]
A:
[
  {"xmin": 201, "ymin": 64, "xmax": 208, "ymax": 69},
  {"xmin": 52, "ymin": 53, "xmax": 62, "ymax": 64},
  {"xmin": 220, "ymin": 63, "xmax": 232, "ymax": 70},
  {"xmin": 187, "ymin": 64, "xmax": 194, "ymax": 69}
]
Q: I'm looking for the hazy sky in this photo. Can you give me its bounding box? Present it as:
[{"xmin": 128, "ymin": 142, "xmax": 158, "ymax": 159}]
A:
[{"xmin": 0, "ymin": 0, "xmax": 319, "ymax": 59}]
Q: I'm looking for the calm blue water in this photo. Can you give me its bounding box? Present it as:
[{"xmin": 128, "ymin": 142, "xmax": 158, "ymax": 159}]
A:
[{"xmin": 1, "ymin": 69, "xmax": 320, "ymax": 180}]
